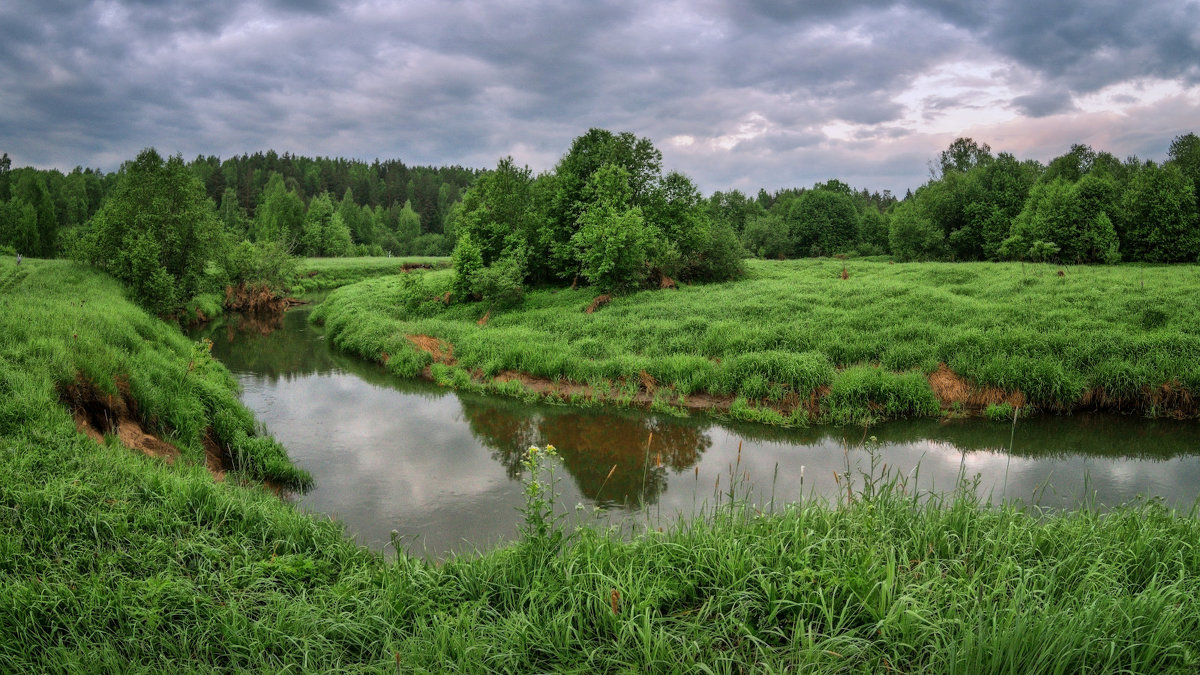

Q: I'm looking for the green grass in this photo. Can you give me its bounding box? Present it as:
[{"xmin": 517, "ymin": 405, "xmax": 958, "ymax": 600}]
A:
[
  {"xmin": 312, "ymin": 259, "xmax": 1200, "ymax": 424},
  {"xmin": 5, "ymin": 403, "xmax": 1200, "ymax": 672},
  {"xmin": 288, "ymin": 256, "xmax": 450, "ymax": 294},
  {"xmin": 0, "ymin": 258, "xmax": 310, "ymax": 487},
  {"xmin": 6, "ymin": 255, "xmax": 1200, "ymax": 671}
]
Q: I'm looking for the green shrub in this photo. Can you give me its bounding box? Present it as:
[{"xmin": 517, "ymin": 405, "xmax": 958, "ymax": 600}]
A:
[
  {"xmin": 451, "ymin": 232, "xmax": 484, "ymax": 301},
  {"xmin": 984, "ymin": 401, "xmax": 1016, "ymax": 422},
  {"xmin": 471, "ymin": 254, "xmax": 525, "ymax": 308}
]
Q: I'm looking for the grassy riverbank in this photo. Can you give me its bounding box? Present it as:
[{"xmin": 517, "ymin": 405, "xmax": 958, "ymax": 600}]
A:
[
  {"xmin": 6, "ymin": 418, "xmax": 1200, "ymax": 672},
  {"xmin": 313, "ymin": 259, "xmax": 1200, "ymax": 424},
  {"xmin": 6, "ymin": 256, "xmax": 1200, "ymax": 671},
  {"xmin": 0, "ymin": 258, "xmax": 309, "ymax": 486}
]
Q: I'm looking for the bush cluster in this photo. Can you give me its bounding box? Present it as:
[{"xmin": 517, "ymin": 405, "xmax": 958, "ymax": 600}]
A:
[{"xmin": 451, "ymin": 129, "xmax": 745, "ymax": 298}]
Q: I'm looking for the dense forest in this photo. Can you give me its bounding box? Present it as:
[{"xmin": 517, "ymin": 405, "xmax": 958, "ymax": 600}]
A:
[{"xmin": 0, "ymin": 150, "xmax": 478, "ymax": 261}]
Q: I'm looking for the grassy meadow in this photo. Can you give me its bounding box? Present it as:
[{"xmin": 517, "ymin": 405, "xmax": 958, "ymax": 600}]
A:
[
  {"xmin": 289, "ymin": 256, "xmax": 451, "ymax": 295},
  {"xmin": 313, "ymin": 258, "xmax": 1200, "ymax": 425},
  {"xmin": 4, "ymin": 255, "xmax": 1200, "ymax": 671}
]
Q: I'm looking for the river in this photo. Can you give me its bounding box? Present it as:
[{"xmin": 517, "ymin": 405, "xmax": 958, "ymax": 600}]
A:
[{"xmin": 187, "ymin": 305, "xmax": 1200, "ymax": 557}]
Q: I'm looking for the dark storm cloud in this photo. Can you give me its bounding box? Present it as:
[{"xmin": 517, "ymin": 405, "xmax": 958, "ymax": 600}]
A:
[
  {"xmin": 1012, "ymin": 89, "xmax": 1077, "ymax": 118},
  {"xmin": 976, "ymin": 0, "xmax": 1200, "ymax": 92},
  {"xmin": 0, "ymin": 0, "xmax": 1196, "ymax": 193}
]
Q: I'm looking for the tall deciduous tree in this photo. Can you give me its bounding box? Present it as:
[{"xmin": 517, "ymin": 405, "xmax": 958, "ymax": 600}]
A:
[
  {"xmin": 1168, "ymin": 132, "xmax": 1200, "ymax": 214},
  {"xmin": 1004, "ymin": 176, "xmax": 1120, "ymax": 264},
  {"xmin": 80, "ymin": 148, "xmax": 222, "ymax": 314},
  {"xmin": 300, "ymin": 193, "xmax": 352, "ymax": 257},
  {"xmin": 788, "ymin": 187, "xmax": 859, "ymax": 257},
  {"xmin": 571, "ymin": 165, "xmax": 653, "ymax": 292},
  {"xmin": 0, "ymin": 198, "xmax": 37, "ymax": 254},
  {"xmin": 1118, "ymin": 163, "xmax": 1199, "ymax": 262},
  {"xmin": 394, "ymin": 200, "xmax": 422, "ymax": 254},
  {"xmin": 888, "ymin": 199, "xmax": 945, "ymax": 261}
]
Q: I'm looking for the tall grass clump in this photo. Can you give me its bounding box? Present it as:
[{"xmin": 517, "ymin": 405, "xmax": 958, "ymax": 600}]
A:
[
  {"xmin": 826, "ymin": 364, "xmax": 941, "ymax": 424},
  {"xmin": 721, "ymin": 350, "xmax": 833, "ymax": 397}
]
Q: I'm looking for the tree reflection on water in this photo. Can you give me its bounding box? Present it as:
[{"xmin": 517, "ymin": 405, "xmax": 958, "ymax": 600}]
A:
[{"xmin": 460, "ymin": 398, "xmax": 713, "ymax": 508}]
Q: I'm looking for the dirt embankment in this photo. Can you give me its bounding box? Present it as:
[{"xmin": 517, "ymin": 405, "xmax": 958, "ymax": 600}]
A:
[
  {"xmin": 58, "ymin": 375, "xmax": 231, "ymax": 480},
  {"xmin": 399, "ymin": 336, "xmax": 1197, "ymax": 422},
  {"xmin": 928, "ymin": 364, "xmax": 1026, "ymax": 412},
  {"xmin": 224, "ymin": 282, "xmax": 307, "ymax": 315}
]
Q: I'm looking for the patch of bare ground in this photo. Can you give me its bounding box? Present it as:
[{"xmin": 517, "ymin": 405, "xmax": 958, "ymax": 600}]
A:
[
  {"xmin": 493, "ymin": 371, "xmax": 596, "ymax": 400},
  {"xmin": 678, "ymin": 392, "xmax": 735, "ymax": 413},
  {"xmin": 584, "ymin": 294, "xmax": 612, "ymax": 314},
  {"xmin": 59, "ymin": 374, "xmax": 230, "ymax": 480},
  {"xmin": 928, "ymin": 363, "xmax": 1026, "ymax": 412},
  {"xmin": 405, "ymin": 334, "xmax": 455, "ymax": 364}
]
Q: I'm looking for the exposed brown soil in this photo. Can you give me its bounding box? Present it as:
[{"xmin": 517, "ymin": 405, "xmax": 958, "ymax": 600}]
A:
[
  {"xmin": 584, "ymin": 294, "xmax": 612, "ymax": 314},
  {"xmin": 224, "ymin": 282, "xmax": 306, "ymax": 315},
  {"xmin": 201, "ymin": 429, "xmax": 232, "ymax": 481},
  {"xmin": 59, "ymin": 374, "xmax": 230, "ymax": 479},
  {"xmin": 639, "ymin": 370, "xmax": 658, "ymax": 395},
  {"xmin": 929, "ymin": 363, "xmax": 1026, "ymax": 412},
  {"xmin": 400, "ymin": 262, "xmax": 434, "ymax": 272},
  {"xmin": 406, "ymin": 335, "xmax": 455, "ymax": 364}
]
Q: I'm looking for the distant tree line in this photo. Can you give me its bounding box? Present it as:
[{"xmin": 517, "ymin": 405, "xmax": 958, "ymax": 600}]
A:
[
  {"xmin": 189, "ymin": 152, "xmax": 478, "ymax": 257},
  {"xmin": 0, "ymin": 150, "xmax": 479, "ymax": 261},
  {"xmin": 726, "ymin": 133, "xmax": 1200, "ymax": 264}
]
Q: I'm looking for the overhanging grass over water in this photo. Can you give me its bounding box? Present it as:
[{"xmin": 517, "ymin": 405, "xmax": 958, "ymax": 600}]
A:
[{"xmin": 313, "ymin": 259, "xmax": 1200, "ymax": 423}]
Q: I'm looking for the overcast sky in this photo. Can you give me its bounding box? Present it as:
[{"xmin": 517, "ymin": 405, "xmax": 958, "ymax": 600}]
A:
[{"xmin": 2, "ymin": 0, "xmax": 1198, "ymax": 195}]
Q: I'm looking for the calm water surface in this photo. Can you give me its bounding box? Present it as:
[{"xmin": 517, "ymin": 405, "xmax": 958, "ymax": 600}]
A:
[{"xmin": 188, "ymin": 306, "xmax": 1200, "ymax": 557}]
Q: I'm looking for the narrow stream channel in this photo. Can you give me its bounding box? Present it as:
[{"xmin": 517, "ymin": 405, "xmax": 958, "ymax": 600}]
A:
[{"xmin": 188, "ymin": 305, "xmax": 1200, "ymax": 557}]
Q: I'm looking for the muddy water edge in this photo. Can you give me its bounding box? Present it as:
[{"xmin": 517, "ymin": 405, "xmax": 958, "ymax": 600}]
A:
[{"xmin": 186, "ymin": 304, "xmax": 1200, "ymax": 558}]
